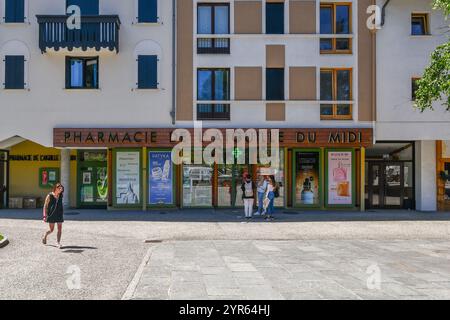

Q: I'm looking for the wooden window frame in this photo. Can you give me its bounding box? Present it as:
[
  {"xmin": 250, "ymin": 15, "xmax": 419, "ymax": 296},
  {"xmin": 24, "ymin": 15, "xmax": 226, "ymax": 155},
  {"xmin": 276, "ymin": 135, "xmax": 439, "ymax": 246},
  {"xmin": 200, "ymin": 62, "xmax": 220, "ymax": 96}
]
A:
[
  {"xmin": 320, "ymin": 68, "xmax": 353, "ymax": 120},
  {"xmin": 197, "ymin": 3, "xmax": 230, "ymax": 35},
  {"xmin": 320, "ymin": 3, "xmax": 352, "ymax": 54},
  {"xmin": 65, "ymin": 56, "xmax": 99, "ymax": 90},
  {"xmin": 411, "ymin": 13, "xmax": 430, "ymax": 36}
]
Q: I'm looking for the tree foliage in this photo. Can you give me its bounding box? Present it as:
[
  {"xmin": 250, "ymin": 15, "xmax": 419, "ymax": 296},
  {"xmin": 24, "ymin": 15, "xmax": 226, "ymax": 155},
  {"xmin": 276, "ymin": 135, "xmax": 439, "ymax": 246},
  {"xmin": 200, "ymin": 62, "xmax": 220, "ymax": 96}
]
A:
[{"xmin": 414, "ymin": 0, "xmax": 450, "ymax": 111}]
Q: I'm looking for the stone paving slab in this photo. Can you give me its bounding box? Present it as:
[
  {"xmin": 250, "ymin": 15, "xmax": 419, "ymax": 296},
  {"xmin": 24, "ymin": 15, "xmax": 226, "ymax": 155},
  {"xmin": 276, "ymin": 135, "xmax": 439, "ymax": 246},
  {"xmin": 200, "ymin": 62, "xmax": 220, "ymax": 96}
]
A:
[{"xmin": 130, "ymin": 240, "xmax": 450, "ymax": 300}]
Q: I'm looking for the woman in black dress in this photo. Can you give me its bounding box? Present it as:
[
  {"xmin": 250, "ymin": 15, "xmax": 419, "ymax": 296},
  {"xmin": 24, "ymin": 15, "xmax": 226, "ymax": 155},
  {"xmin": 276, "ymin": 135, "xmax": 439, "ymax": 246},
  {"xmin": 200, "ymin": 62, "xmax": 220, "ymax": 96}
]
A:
[{"xmin": 42, "ymin": 183, "xmax": 64, "ymax": 248}]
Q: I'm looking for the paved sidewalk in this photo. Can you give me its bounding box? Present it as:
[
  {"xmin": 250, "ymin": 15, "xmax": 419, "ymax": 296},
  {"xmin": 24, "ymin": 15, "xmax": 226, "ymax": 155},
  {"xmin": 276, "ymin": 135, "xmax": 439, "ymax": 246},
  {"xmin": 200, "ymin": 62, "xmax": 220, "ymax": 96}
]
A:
[
  {"xmin": 129, "ymin": 239, "xmax": 450, "ymax": 300},
  {"xmin": 1, "ymin": 209, "xmax": 450, "ymax": 300}
]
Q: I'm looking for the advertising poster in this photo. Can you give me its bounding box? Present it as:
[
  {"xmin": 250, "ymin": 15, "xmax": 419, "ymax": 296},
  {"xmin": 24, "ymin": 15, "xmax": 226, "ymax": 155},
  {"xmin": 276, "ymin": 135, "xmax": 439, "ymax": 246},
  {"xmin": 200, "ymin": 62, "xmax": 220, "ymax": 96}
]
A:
[
  {"xmin": 148, "ymin": 151, "xmax": 173, "ymax": 205},
  {"xmin": 328, "ymin": 151, "xmax": 353, "ymax": 205},
  {"xmin": 116, "ymin": 151, "xmax": 140, "ymax": 205},
  {"xmin": 295, "ymin": 152, "xmax": 320, "ymax": 205}
]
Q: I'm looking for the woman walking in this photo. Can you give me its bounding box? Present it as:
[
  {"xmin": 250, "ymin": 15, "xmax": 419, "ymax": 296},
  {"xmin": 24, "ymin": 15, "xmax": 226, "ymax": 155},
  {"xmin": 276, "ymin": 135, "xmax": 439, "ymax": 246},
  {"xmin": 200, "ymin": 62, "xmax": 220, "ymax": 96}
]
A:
[
  {"xmin": 42, "ymin": 183, "xmax": 64, "ymax": 248},
  {"xmin": 256, "ymin": 175, "xmax": 268, "ymax": 216},
  {"xmin": 264, "ymin": 176, "xmax": 278, "ymax": 221},
  {"xmin": 241, "ymin": 174, "xmax": 256, "ymax": 221}
]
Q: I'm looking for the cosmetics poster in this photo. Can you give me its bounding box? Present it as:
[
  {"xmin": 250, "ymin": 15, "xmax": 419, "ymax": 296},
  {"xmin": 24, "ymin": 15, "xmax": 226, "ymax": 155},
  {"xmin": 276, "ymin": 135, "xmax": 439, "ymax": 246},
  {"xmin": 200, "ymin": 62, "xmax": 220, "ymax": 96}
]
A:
[
  {"xmin": 295, "ymin": 152, "xmax": 320, "ymax": 205},
  {"xmin": 116, "ymin": 151, "xmax": 140, "ymax": 205},
  {"xmin": 148, "ymin": 151, "xmax": 173, "ymax": 205},
  {"xmin": 328, "ymin": 151, "xmax": 353, "ymax": 205}
]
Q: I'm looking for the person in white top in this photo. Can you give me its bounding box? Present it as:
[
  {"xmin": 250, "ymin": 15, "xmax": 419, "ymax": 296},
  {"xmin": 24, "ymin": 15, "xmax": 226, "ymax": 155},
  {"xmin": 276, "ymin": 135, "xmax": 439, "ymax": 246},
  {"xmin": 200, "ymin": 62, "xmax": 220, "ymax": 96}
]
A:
[{"xmin": 241, "ymin": 174, "xmax": 256, "ymax": 221}]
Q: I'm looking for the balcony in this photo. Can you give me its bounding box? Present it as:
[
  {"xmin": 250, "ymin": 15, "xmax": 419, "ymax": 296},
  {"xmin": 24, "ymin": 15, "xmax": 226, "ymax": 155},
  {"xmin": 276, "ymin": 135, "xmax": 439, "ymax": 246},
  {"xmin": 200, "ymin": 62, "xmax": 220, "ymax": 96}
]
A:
[
  {"xmin": 197, "ymin": 38, "xmax": 230, "ymax": 54},
  {"xmin": 36, "ymin": 15, "xmax": 121, "ymax": 53}
]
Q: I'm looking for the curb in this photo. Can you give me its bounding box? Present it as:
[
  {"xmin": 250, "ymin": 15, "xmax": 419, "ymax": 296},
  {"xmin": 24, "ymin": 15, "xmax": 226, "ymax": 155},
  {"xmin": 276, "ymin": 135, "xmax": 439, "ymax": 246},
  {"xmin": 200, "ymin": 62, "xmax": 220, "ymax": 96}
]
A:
[{"xmin": 0, "ymin": 235, "xmax": 9, "ymax": 248}]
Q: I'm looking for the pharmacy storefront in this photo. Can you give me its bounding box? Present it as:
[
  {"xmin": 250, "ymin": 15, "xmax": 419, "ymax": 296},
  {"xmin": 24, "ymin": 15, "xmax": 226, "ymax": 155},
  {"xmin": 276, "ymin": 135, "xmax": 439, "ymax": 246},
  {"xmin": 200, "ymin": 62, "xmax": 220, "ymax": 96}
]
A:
[{"xmin": 53, "ymin": 128, "xmax": 373, "ymax": 211}]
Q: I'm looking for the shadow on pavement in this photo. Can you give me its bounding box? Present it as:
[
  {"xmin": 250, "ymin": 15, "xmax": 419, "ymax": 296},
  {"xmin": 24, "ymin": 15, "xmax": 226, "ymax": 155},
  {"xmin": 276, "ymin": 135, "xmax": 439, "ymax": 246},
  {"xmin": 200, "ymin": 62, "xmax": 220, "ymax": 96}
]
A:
[{"xmin": 1, "ymin": 208, "xmax": 450, "ymax": 223}]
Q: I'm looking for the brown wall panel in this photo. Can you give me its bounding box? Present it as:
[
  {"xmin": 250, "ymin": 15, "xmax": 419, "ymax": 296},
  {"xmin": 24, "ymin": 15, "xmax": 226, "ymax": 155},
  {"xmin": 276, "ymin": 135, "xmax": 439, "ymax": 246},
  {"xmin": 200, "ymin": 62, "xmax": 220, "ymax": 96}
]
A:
[
  {"xmin": 266, "ymin": 103, "xmax": 286, "ymax": 121},
  {"xmin": 235, "ymin": 67, "xmax": 263, "ymax": 100},
  {"xmin": 266, "ymin": 45, "xmax": 285, "ymax": 68},
  {"xmin": 289, "ymin": 67, "xmax": 317, "ymax": 100},
  {"xmin": 234, "ymin": 1, "xmax": 262, "ymax": 34},
  {"xmin": 176, "ymin": 0, "xmax": 194, "ymax": 121},
  {"xmin": 289, "ymin": 0, "xmax": 316, "ymax": 34}
]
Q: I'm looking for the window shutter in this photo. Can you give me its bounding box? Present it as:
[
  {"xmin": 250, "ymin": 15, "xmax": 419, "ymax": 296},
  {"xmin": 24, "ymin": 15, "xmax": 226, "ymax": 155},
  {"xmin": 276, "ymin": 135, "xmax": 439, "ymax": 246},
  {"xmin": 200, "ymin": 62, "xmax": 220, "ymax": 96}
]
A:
[
  {"xmin": 15, "ymin": 0, "xmax": 25, "ymax": 22},
  {"xmin": 138, "ymin": 0, "xmax": 157, "ymax": 23},
  {"xmin": 138, "ymin": 55, "xmax": 158, "ymax": 89},
  {"xmin": 5, "ymin": 56, "xmax": 25, "ymax": 89},
  {"xmin": 5, "ymin": 0, "xmax": 16, "ymax": 22},
  {"xmin": 65, "ymin": 57, "xmax": 71, "ymax": 89},
  {"xmin": 66, "ymin": 0, "xmax": 99, "ymax": 15}
]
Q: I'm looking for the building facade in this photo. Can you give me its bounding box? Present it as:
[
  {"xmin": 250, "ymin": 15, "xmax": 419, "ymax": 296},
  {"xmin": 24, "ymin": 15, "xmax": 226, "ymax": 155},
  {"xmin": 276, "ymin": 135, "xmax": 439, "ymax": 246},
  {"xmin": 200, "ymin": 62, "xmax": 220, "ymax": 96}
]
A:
[
  {"xmin": 0, "ymin": 0, "xmax": 448, "ymax": 212},
  {"xmin": 374, "ymin": 0, "xmax": 450, "ymax": 211}
]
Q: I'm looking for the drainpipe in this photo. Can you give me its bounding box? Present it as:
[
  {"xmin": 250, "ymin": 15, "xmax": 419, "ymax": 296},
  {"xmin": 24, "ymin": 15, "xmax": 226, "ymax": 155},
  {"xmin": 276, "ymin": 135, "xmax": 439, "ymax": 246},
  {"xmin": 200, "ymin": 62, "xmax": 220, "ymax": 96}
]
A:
[
  {"xmin": 170, "ymin": 0, "xmax": 176, "ymax": 125},
  {"xmin": 381, "ymin": 0, "xmax": 391, "ymax": 26}
]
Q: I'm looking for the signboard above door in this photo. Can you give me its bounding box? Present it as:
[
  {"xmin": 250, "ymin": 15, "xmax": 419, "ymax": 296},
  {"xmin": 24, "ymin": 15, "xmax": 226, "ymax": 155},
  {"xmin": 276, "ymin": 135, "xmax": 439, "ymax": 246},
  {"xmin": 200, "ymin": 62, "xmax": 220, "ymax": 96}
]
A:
[{"xmin": 54, "ymin": 128, "xmax": 373, "ymax": 148}]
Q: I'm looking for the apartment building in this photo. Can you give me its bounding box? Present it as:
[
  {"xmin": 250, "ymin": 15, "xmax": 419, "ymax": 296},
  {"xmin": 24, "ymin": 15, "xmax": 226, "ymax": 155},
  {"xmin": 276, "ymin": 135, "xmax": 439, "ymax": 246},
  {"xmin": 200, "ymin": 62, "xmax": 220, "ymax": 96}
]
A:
[
  {"xmin": 372, "ymin": 0, "xmax": 450, "ymax": 211},
  {"xmin": 0, "ymin": 0, "xmax": 448, "ymax": 212},
  {"xmin": 0, "ymin": 0, "xmax": 174, "ymax": 209}
]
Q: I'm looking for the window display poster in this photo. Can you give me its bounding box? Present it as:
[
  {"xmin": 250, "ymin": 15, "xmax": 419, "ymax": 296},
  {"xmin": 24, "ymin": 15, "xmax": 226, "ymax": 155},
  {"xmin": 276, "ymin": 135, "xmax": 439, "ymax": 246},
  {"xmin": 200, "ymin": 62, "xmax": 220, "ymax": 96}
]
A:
[
  {"xmin": 295, "ymin": 152, "xmax": 320, "ymax": 205},
  {"xmin": 148, "ymin": 151, "xmax": 173, "ymax": 205},
  {"xmin": 116, "ymin": 151, "xmax": 140, "ymax": 205},
  {"xmin": 327, "ymin": 151, "xmax": 353, "ymax": 205}
]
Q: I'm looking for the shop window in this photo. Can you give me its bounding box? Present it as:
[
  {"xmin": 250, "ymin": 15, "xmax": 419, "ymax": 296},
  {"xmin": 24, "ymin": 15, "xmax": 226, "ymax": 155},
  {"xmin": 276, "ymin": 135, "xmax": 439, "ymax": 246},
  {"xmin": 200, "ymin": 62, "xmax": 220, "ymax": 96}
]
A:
[
  {"xmin": 326, "ymin": 150, "xmax": 355, "ymax": 207},
  {"xmin": 137, "ymin": 55, "xmax": 158, "ymax": 89},
  {"xmin": 266, "ymin": 2, "xmax": 284, "ymax": 34},
  {"xmin": 4, "ymin": 55, "xmax": 25, "ymax": 89},
  {"xmin": 65, "ymin": 57, "xmax": 99, "ymax": 89},
  {"xmin": 320, "ymin": 68, "xmax": 352, "ymax": 120},
  {"xmin": 114, "ymin": 150, "xmax": 141, "ymax": 207},
  {"xmin": 5, "ymin": 0, "xmax": 24, "ymax": 23},
  {"xmin": 412, "ymin": 77, "xmax": 420, "ymax": 101},
  {"xmin": 148, "ymin": 150, "xmax": 174, "ymax": 206},
  {"xmin": 294, "ymin": 151, "xmax": 321, "ymax": 207},
  {"xmin": 78, "ymin": 151, "xmax": 108, "ymax": 207},
  {"xmin": 183, "ymin": 163, "xmax": 214, "ymax": 207},
  {"xmin": 256, "ymin": 149, "xmax": 285, "ymax": 207},
  {"xmin": 138, "ymin": 0, "xmax": 158, "ymax": 23},
  {"xmin": 320, "ymin": 3, "xmax": 352, "ymax": 54},
  {"xmin": 197, "ymin": 68, "xmax": 230, "ymax": 120},
  {"xmin": 445, "ymin": 163, "xmax": 450, "ymax": 201},
  {"xmin": 197, "ymin": 3, "xmax": 230, "ymax": 54},
  {"xmin": 66, "ymin": 0, "xmax": 99, "ymax": 15},
  {"xmin": 411, "ymin": 13, "xmax": 429, "ymax": 36},
  {"xmin": 266, "ymin": 68, "xmax": 284, "ymax": 101}
]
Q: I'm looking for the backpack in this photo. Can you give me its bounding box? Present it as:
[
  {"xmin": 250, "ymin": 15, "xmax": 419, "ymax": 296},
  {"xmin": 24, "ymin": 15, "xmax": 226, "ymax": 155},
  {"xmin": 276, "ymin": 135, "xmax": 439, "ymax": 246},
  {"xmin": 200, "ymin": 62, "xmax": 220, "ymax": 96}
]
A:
[
  {"xmin": 274, "ymin": 185, "xmax": 280, "ymax": 198},
  {"xmin": 244, "ymin": 181, "xmax": 254, "ymax": 197}
]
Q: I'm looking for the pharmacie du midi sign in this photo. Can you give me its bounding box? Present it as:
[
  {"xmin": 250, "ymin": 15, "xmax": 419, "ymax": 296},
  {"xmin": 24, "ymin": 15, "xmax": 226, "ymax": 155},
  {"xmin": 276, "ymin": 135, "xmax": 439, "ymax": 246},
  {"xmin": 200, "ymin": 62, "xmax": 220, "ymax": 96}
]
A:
[{"xmin": 54, "ymin": 128, "xmax": 373, "ymax": 148}]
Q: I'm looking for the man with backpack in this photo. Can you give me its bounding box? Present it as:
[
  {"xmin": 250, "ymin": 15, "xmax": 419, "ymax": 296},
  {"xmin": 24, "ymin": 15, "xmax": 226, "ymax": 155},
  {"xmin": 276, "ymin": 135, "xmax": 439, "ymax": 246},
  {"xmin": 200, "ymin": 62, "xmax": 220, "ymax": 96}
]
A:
[{"xmin": 241, "ymin": 174, "xmax": 256, "ymax": 221}]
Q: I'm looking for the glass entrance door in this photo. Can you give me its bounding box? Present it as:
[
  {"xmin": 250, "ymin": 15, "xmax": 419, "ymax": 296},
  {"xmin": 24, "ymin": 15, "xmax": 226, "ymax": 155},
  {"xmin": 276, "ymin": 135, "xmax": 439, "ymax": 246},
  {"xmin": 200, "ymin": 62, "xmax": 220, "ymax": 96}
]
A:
[
  {"xmin": 368, "ymin": 162, "xmax": 405, "ymax": 209},
  {"xmin": 383, "ymin": 163, "xmax": 403, "ymax": 207},
  {"xmin": 217, "ymin": 164, "xmax": 249, "ymax": 207},
  {"xmin": 0, "ymin": 150, "xmax": 8, "ymax": 209}
]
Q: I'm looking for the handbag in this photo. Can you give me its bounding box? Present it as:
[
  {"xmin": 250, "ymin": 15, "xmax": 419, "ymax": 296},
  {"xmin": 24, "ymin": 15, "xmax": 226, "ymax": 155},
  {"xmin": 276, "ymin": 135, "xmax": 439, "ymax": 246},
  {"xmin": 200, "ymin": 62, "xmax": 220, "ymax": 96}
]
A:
[{"xmin": 44, "ymin": 194, "xmax": 59, "ymax": 222}]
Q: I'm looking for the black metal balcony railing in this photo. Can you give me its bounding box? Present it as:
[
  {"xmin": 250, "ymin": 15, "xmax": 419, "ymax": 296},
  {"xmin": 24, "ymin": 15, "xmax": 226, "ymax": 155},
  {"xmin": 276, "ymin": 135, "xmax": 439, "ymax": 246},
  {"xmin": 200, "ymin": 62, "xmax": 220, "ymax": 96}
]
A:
[
  {"xmin": 197, "ymin": 38, "xmax": 230, "ymax": 54},
  {"xmin": 197, "ymin": 104, "xmax": 231, "ymax": 120},
  {"xmin": 36, "ymin": 15, "xmax": 121, "ymax": 53}
]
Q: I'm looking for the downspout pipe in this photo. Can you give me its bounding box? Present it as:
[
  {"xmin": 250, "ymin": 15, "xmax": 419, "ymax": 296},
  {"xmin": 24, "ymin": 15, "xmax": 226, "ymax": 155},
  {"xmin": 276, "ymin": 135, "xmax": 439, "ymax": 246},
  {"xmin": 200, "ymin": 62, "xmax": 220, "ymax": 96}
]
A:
[
  {"xmin": 170, "ymin": 0, "xmax": 176, "ymax": 125},
  {"xmin": 381, "ymin": 0, "xmax": 391, "ymax": 26}
]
